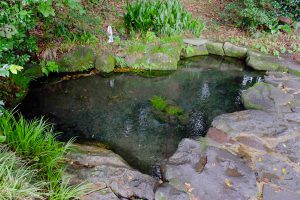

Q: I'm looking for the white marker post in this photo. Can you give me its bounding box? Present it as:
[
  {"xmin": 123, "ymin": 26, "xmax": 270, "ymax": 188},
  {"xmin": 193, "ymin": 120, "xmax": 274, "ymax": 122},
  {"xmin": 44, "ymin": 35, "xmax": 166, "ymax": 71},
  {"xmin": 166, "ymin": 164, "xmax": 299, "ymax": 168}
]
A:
[{"xmin": 107, "ymin": 26, "xmax": 114, "ymax": 43}]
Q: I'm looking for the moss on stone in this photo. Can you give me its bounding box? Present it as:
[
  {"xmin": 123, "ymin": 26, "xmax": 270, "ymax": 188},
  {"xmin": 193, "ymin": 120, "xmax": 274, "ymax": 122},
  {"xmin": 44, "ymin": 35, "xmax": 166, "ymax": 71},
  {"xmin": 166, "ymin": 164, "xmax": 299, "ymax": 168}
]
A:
[
  {"xmin": 58, "ymin": 46, "xmax": 95, "ymax": 72},
  {"xmin": 95, "ymin": 52, "xmax": 116, "ymax": 73}
]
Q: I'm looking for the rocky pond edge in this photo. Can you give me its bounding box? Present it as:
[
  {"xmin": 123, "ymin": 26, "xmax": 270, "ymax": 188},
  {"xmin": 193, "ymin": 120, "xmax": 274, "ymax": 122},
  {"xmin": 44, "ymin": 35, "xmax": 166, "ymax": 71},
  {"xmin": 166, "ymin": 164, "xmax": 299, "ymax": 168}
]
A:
[
  {"xmin": 56, "ymin": 39, "xmax": 300, "ymax": 200},
  {"xmin": 52, "ymin": 38, "xmax": 300, "ymax": 77}
]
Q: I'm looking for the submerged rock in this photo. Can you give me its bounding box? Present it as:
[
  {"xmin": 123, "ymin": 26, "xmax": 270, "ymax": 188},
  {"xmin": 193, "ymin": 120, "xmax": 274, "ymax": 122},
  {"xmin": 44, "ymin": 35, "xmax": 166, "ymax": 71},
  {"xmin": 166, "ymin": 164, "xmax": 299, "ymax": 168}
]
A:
[{"xmin": 67, "ymin": 144, "xmax": 157, "ymax": 200}]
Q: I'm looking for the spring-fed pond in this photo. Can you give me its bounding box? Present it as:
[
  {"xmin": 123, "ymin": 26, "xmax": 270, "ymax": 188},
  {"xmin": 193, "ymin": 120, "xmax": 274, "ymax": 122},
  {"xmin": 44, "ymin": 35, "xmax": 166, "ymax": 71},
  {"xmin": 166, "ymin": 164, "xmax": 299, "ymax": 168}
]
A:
[{"xmin": 21, "ymin": 55, "xmax": 263, "ymax": 176}]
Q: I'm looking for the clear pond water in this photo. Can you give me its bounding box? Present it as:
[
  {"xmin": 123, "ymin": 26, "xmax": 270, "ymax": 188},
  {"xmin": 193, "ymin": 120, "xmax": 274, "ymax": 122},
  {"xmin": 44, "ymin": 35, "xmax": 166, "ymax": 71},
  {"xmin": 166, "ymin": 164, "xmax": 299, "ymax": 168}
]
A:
[{"xmin": 21, "ymin": 56, "xmax": 263, "ymax": 176}]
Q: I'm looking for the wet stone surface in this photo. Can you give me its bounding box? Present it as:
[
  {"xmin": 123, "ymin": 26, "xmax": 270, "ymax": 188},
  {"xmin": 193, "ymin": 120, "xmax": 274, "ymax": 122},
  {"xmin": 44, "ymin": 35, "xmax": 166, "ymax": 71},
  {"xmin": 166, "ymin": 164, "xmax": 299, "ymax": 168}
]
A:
[
  {"xmin": 212, "ymin": 110, "xmax": 289, "ymax": 137},
  {"xmin": 263, "ymin": 184, "xmax": 300, "ymax": 200},
  {"xmin": 161, "ymin": 139, "xmax": 258, "ymax": 200},
  {"xmin": 66, "ymin": 144, "xmax": 156, "ymax": 200}
]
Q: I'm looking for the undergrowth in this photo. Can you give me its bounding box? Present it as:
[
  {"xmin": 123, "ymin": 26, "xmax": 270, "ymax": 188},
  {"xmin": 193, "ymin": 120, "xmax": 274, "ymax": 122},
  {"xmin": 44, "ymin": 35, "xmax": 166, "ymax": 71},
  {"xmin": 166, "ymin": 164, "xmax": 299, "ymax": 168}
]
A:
[
  {"xmin": 0, "ymin": 110, "xmax": 91, "ymax": 199},
  {"xmin": 124, "ymin": 0, "xmax": 205, "ymax": 37}
]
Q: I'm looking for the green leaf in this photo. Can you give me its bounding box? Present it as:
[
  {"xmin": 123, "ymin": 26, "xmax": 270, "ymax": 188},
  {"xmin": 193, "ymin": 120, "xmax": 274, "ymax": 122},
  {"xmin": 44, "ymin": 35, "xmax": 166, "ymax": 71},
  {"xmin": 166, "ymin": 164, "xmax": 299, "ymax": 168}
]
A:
[
  {"xmin": 9, "ymin": 65, "xmax": 23, "ymax": 74},
  {"xmin": 0, "ymin": 136, "xmax": 6, "ymax": 143},
  {"xmin": 38, "ymin": 2, "xmax": 55, "ymax": 17},
  {"xmin": 0, "ymin": 68, "xmax": 10, "ymax": 77}
]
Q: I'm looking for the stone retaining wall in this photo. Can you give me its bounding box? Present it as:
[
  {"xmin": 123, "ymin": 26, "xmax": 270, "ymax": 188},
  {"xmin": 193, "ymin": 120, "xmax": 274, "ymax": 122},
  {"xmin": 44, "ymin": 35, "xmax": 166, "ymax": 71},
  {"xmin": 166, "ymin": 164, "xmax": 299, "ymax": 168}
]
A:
[{"xmin": 57, "ymin": 38, "xmax": 300, "ymax": 76}]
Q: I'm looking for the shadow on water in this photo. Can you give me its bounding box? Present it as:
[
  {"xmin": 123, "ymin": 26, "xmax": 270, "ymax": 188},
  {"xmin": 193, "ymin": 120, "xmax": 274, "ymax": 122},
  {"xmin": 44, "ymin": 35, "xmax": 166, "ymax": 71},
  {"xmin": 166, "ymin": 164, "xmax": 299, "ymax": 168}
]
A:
[{"xmin": 20, "ymin": 55, "xmax": 264, "ymax": 176}]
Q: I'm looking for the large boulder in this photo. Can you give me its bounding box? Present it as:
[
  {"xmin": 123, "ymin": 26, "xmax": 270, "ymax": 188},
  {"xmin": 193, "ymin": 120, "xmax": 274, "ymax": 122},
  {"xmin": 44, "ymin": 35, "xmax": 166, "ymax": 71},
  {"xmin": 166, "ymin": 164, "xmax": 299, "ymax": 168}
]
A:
[
  {"xmin": 263, "ymin": 184, "xmax": 300, "ymax": 200},
  {"xmin": 242, "ymin": 82, "xmax": 295, "ymax": 113},
  {"xmin": 206, "ymin": 41, "xmax": 225, "ymax": 56},
  {"xmin": 145, "ymin": 52, "xmax": 178, "ymax": 70},
  {"xmin": 253, "ymin": 154, "xmax": 300, "ymax": 193},
  {"xmin": 125, "ymin": 52, "xmax": 178, "ymax": 70},
  {"xmin": 58, "ymin": 46, "xmax": 95, "ymax": 72},
  {"xmin": 211, "ymin": 110, "xmax": 288, "ymax": 137},
  {"xmin": 264, "ymin": 72, "xmax": 300, "ymax": 109},
  {"xmin": 155, "ymin": 183, "xmax": 189, "ymax": 200},
  {"xmin": 223, "ymin": 42, "xmax": 247, "ymax": 58},
  {"xmin": 181, "ymin": 44, "xmax": 209, "ymax": 58},
  {"xmin": 181, "ymin": 39, "xmax": 209, "ymax": 58},
  {"xmin": 161, "ymin": 139, "xmax": 258, "ymax": 200},
  {"xmin": 246, "ymin": 51, "xmax": 287, "ymax": 71},
  {"xmin": 94, "ymin": 51, "xmax": 115, "ymax": 73},
  {"xmin": 66, "ymin": 144, "xmax": 157, "ymax": 200}
]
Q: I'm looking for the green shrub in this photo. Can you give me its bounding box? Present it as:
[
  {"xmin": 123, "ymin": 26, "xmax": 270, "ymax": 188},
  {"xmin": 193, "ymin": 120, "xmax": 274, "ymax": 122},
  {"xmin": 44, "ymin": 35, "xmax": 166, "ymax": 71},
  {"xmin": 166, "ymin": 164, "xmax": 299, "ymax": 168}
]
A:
[
  {"xmin": 124, "ymin": 0, "xmax": 205, "ymax": 37},
  {"xmin": 150, "ymin": 96, "xmax": 167, "ymax": 111},
  {"xmin": 273, "ymin": 0, "xmax": 300, "ymax": 20},
  {"xmin": 0, "ymin": 0, "xmax": 84, "ymax": 67},
  {"xmin": 223, "ymin": 0, "xmax": 299, "ymax": 32}
]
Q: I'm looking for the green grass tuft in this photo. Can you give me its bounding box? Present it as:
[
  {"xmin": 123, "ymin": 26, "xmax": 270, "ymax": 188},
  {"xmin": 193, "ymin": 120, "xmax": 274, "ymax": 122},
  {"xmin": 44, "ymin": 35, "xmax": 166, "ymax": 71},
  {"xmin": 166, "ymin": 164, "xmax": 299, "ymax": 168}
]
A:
[
  {"xmin": 0, "ymin": 147, "xmax": 45, "ymax": 199},
  {"xmin": 0, "ymin": 110, "xmax": 92, "ymax": 199}
]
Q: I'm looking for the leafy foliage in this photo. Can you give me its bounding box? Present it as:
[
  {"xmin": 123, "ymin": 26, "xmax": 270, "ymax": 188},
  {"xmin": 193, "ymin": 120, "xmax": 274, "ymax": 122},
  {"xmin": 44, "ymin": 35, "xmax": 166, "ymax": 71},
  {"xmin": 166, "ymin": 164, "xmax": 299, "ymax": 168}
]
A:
[
  {"xmin": 223, "ymin": 0, "xmax": 299, "ymax": 32},
  {"xmin": 124, "ymin": 0, "xmax": 205, "ymax": 37},
  {"xmin": 0, "ymin": 64, "xmax": 23, "ymax": 77},
  {"xmin": 0, "ymin": 0, "xmax": 84, "ymax": 67},
  {"xmin": 42, "ymin": 61, "xmax": 60, "ymax": 76}
]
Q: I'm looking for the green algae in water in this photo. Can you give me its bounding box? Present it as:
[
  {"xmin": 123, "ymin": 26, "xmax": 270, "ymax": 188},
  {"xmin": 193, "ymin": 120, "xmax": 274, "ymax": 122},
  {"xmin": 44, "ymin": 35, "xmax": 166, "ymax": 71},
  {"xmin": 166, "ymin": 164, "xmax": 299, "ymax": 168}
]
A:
[
  {"xmin": 21, "ymin": 55, "xmax": 263, "ymax": 176},
  {"xmin": 150, "ymin": 96, "xmax": 168, "ymax": 111}
]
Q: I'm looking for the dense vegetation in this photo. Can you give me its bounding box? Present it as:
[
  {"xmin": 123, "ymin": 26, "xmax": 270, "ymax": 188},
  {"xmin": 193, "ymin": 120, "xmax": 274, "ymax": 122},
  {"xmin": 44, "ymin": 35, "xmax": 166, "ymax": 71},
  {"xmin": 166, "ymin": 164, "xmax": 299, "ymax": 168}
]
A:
[
  {"xmin": 0, "ymin": 0, "xmax": 85, "ymax": 67},
  {"xmin": 0, "ymin": 110, "xmax": 90, "ymax": 199},
  {"xmin": 223, "ymin": 0, "xmax": 300, "ymax": 32},
  {"xmin": 124, "ymin": 0, "xmax": 205, "ymax": 36}
]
